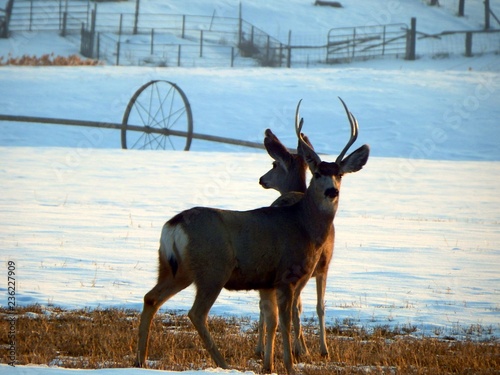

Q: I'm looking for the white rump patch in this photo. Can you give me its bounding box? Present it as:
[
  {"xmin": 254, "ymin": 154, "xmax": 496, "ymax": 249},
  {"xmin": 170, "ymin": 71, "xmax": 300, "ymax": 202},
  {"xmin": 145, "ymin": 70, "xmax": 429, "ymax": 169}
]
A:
[{"xmin": 160, "ymin": 223, "xmax": 189, "ymax": 263}]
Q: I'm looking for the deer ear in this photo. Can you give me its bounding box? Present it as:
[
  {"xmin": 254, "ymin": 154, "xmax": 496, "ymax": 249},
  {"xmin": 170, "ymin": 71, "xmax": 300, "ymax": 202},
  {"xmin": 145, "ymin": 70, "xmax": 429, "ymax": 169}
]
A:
[
  {"xmin": 340, "ymin": 144, "xmax": 370, "ymax": 174},
  {"xmin": 264, "ymin": 129, "xmax": 293, "ymax": 166},
  {"xmin": 297, "ymin": 134, "xmax": 321, "ymax": 172},
  {"xmin": 297, "ymin": 132, "xmax": 314, "ymax": 151}
]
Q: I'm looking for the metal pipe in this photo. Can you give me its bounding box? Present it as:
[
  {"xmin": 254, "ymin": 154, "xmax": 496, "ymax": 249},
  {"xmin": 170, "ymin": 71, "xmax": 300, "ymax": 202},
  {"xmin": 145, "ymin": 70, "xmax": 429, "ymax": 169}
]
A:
[{"xmin": 0, "ymin": 114, "xmax": 266, "ymax": 150}]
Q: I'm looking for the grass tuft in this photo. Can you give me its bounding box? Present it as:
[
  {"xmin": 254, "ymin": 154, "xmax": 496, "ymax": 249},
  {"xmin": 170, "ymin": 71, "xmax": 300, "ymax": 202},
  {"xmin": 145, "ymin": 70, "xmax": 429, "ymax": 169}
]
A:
[{"xmin": 0, "ymin": 53, "xmax": 101, "ymax": 66}]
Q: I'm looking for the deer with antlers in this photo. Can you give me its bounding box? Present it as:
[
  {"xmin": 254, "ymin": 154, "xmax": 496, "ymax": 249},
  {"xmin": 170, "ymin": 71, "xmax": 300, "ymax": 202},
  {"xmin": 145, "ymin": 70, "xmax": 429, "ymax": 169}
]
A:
[
  {"xmin": 136, "ymin": 99, "xmax": 369, "ymax": 374},
  {"xmin": 256, "ymin": 129, "xmax": 333, "ymax": 359},
  {"xmin": 255, "ymin": 98, "xmax": 367, "ymax": 363}
]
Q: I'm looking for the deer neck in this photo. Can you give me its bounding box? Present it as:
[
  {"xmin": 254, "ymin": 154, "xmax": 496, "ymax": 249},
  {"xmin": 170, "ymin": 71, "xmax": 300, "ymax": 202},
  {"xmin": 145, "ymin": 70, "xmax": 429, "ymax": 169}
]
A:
[
  {"xmin": 299, "ymin": 189, "xmax": 337, "ymax": 246},
  {"xmin": 278, "ymin": 164, "xmax": 307, "ymax": 195},
  {"xmin": 278, "ymin": 179, "xmax": 306, "ymax": 195}
]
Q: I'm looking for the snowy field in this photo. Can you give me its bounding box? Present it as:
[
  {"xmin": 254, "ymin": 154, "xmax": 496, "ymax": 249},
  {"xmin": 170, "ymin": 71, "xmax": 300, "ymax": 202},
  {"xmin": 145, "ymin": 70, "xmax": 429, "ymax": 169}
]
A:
[{"xmin": 1, "ymin": 1, "xmax": 500, "ymax": 374}]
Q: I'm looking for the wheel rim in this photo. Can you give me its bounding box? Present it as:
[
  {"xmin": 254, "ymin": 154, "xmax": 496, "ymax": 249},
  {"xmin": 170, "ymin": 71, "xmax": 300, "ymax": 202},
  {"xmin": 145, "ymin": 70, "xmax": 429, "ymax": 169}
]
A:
[{"xmin": 121, "ymin": 80, "xmax": 193, "ymax": 150}]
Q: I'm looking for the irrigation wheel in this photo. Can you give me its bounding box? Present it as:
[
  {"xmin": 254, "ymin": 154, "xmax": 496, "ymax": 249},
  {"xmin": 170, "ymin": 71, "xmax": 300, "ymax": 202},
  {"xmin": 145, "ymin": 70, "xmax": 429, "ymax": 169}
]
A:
[{"xmin": 121, "ymin": 80, "xmax": 193, "ymax": 150}]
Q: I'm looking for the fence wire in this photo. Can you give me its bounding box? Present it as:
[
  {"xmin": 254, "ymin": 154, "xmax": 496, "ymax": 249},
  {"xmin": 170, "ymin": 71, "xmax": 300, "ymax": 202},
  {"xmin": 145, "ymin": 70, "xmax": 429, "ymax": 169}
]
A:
[{"xmin": 4, "ymin": 0, "xmax": 500, "ymax": 67}]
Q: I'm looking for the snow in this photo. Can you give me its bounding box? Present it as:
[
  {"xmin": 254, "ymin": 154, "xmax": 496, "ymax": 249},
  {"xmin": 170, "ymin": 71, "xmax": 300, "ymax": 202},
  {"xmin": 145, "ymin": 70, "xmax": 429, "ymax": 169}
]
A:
[
  {"xmin": 0, "ymin": 1, "xmax": 499, "ymax": 374},
  {"xmin": 1, "ymin": 64, "xmax": 498, "ymax": 160}
]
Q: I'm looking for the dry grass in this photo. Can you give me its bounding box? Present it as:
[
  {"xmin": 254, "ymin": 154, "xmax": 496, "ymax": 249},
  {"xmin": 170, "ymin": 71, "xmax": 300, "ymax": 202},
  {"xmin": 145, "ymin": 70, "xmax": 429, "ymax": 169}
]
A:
[
  {"xmin": 0, "ymin": 53, "xmax": 101, "ymax": 66},
  {"xmin": 1, "ymin": 305, "xmax": 498, "ymax": 374}
]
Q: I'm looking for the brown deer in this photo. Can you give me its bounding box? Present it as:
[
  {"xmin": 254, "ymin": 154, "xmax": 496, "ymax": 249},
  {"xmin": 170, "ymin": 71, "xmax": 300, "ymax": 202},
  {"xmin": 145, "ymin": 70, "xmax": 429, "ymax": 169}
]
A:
[
  {"xmin": 136, "ymin": 99, "xmax": 369, "ymax": 374},
  {"xmin": 256, "ymin": 128, "xmax": 333, "ymax": 359}
]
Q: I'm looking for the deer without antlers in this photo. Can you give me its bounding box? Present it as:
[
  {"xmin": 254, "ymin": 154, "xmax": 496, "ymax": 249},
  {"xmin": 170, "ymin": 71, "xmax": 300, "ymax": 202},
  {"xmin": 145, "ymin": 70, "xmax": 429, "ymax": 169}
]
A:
[{"xmin": 136, "ymin": 99, "xmax": 369, "ymax": 374}]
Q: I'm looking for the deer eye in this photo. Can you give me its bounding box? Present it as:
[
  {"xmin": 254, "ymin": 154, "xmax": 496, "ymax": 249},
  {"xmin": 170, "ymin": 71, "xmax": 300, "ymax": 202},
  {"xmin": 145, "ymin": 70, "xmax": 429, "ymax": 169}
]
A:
[{"xmin": 272, "ymin": 162, "xmax": 277, "ymax": 169}]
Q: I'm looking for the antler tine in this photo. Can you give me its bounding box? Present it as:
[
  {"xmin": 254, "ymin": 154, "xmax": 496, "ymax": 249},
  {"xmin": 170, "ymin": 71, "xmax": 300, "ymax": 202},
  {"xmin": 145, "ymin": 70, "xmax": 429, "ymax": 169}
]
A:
[
  {"xmin": 335, "ymin": 97, "xmax": 359, "ymax": 165},
  {"xmin": 294, "ymin": 99, "xmax": 322, "ymax": 167},
  {"xmin": 295, "ymin": 99, "xmax": 304, "ymax": 138}
]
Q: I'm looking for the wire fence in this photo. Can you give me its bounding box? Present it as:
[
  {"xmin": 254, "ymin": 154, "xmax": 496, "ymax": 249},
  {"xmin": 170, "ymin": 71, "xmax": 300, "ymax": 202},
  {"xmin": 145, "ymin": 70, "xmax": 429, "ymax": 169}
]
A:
[
  {"xmin": 80, "ymin": 9, "xmax": 287, "ymax": 68},
  {"xmin": 3, "ymin": 0, "xmax": 500, "ymax": 67},
  {"xmin": 96, "ymin": 32, "xmax": 252, "ymax": 68},
  {"xmin": 7, "ymin": 0, "xmax": 89, "ymax": 33},
  {"xmin": 417, "ymin": 29, "xmax": 500, "ymax": 58}
]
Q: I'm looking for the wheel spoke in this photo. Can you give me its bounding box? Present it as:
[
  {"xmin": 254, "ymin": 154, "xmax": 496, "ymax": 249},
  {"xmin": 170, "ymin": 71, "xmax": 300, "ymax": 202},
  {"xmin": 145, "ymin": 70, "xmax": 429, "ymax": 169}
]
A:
[
  {"xmin": 131, "ymin": 131, "xmax": 148, "ymax": 149},
  {"xmin": 133, "ymin": 97, "xmax": 154, "ymax": 127},
  {"xmin": 167, "ymin": 107, "xmax": 187, "ymax": 129},
  {"xmin": 156, "ymin": 85, "xmax": 174, "ymax": 129}
]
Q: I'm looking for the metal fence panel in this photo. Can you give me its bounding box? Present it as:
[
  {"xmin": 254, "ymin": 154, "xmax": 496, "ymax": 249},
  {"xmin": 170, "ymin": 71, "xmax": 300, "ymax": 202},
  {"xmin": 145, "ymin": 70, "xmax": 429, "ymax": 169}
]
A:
[
  {"xmin": 327, "ymin": 23, "xmax": 408, "ymax": 63},
  {"xmin": 8, "ymin": 0, "xmax": 89, "ymax": 33}
]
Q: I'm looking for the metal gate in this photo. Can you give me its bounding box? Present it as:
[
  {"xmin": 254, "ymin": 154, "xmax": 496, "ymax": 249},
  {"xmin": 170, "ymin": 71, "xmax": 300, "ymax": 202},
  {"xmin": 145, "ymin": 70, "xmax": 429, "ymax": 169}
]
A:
[
  {"xmin": 327, "ymin": 23, "xmax": 408, "ymax": 63},
  {"xmin": 7, "ymin": 0, "xmax": 90, "ymax": 34}
]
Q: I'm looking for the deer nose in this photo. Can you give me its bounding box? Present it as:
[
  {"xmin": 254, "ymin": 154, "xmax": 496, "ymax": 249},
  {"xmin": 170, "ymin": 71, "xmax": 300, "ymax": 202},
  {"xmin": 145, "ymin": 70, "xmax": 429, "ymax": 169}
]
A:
[
  {"xmin": 324, "ymin": 187, "xmax": 338, "ymax": 199},
  {"xmin": 259, "ymin": 177, "xmax": 268, "ymax": 188}
]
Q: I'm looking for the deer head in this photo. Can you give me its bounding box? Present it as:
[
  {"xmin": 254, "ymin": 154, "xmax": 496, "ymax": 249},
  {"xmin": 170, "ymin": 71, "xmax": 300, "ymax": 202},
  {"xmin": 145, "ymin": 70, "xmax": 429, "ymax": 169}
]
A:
[
  {"xmin": 295, "ymin": 98, "xmax": 370, "ymax": 210},
  {"xmin": 259, "ymin": 129, "xmax": 313, "ymax": 195}
]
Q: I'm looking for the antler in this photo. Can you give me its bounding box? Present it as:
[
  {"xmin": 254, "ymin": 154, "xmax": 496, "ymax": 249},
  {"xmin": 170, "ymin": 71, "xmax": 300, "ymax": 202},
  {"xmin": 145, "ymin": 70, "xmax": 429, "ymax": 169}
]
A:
[
  {"xmin": 295, "ymin": 99, "xmax": 304, "ymax": 138},
  {"xmin": 335, "ymin": 97, "xmax": 359, "ymax": 165},
  {"xmin": 295, "ymin": 99, "xmax": 321, "ymax": 168}
]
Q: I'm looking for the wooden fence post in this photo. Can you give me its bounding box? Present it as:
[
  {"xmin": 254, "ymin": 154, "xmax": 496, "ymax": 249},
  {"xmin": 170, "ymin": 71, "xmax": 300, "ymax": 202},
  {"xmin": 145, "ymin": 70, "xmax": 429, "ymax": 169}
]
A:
[
  {"xmin": 0, "ymin": 0, "xmax": 13, "ymax": 38},
  {"xmin": 96, "ymin": 32, "xmax": 100, "ymax": 60},
  {"xmin": 287, "ymin": 30, "xmax": 292, "ymax": 68},
  {"xmin": 200, "ymin": 30, "xmax": 203, "ymax": 57},
  {"xmin": 465, "ymin": 32, "xmax": 473, "ymax": 57},
  {"xmin": 279, "ymin": 43, "xmax": 283, "ymax": 67},
  {"xmin": 29, "ymin": 0, "xmax": 33, "ymax": 32},
  {"xmin": 116, "ymin": 41, "xmax": 121, "ymax": 65},
  {"xmin": 181, "ymin": 15, "xmax": 185, "ymax": 38},
  {"xmin": 61, "ymin": 12, "xmax": 67, "ymax": 37},
  {"xmin": 405, "ymin": 17, "xmax": 416, "ymax": 60},
  {"xmin": 351, "ymin": 28, "xmax": 356, "ymax": 60},
  {"xmin": 133, "ymin": 0, "xmax": 140, "ymax": 34},
  {"xmin": 382, "ymin": 25, "xmax": 386, "ymax": 55},
  {"xmin": 150, "ymin": 28, "xmax": 154, "ymax": 55},
  {"xmin": 118, "ymin": 14, "xmax": 123, "ymax": 40},
  {"xmin": 485, "ymin": 0, "xmax": 490, "ymax": 30},
  {"xmin": 458, "ymin": 0, "xmax": 465, "ymax": 17},
  {"xmin": 238, "ymin": 2, "xmax": 242, "ymax": 45},
  {"xmin": 266, "ymin": 35, "xmax": 270, "ymax": 61},
  {"xmin": 79, "ymin": 22, "xmax": 85, "ymax": 54}
]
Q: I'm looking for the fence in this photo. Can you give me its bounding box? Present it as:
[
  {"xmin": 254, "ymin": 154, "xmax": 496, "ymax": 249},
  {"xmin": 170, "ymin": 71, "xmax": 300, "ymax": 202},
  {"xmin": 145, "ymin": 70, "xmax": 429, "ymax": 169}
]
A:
[
  {"xmin": 96, "ymin": 32, "xmax": 243, "ymax": 67},
  {"xmin": 326, "ymin": 23, "xmax": 408, "ymax": 63},
  {"xmin": 7, "ymin": 0, "xmax": 89, "ymax": 35},
  {"xmin": 3, "ymin": 0, "xmax": 500, "ymax": 67},
  {"xmin": 81, "ymin": 10, "xmax": 287, "ymax": 68},
  {"xmin": 417, "ymin": 29, "xmax": 500, "ymax": 58}
]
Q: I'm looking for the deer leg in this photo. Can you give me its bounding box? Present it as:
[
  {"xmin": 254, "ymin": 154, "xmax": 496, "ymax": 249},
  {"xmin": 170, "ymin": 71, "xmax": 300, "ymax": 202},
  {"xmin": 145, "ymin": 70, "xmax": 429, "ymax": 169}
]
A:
[
  {"xmin": 259, "ymin": 289, "xmax": 278, "ymax": 373},
  {"xmin": 188, "ymin": 286, "xmax": 228, "ymax": 369},
  {"xmin": 255, "ymin": 291, "xmax": 266, "ymax": 357},
  {"xmin": 289, "ymin": 274, "xmax": 310, "ymax": 359},
  {"xmin": 316, "ymin": 273, "xmax": 329, "ymax": 357},
  {"xmin": 277, "ymin": 285, "xmax": 295, "ymax": 375},
  {"xmin": 136, "ymin": 274, "xmax": 191, "ymax": 367},
  {"xmin": 292, "ymin": 293, "xmax": 309, "ymax": 358}
]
